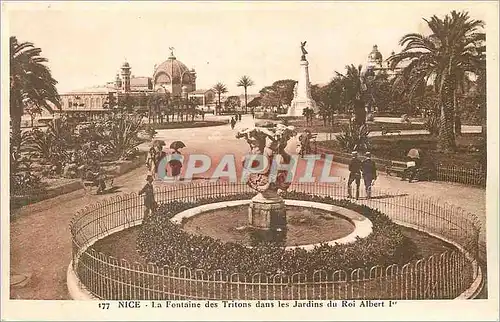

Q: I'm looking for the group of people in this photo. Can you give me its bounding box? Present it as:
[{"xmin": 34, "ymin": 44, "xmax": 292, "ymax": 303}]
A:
[
  {"xmin": 230, "ymin": 113, "xmax": 242, "ymax": 129},
  {"xmin": 347, "ymin": 151, "xmax": 377, "ymax": 199}
]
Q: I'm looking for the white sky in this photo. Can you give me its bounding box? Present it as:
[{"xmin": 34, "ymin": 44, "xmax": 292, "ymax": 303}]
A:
[{"xmin": 4, "ymin": 1, "xmax": 494, "ymax": 96}]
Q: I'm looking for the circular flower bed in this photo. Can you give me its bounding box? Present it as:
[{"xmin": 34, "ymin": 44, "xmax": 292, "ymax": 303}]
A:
[{"xmin": 137, "ymin": 192, "xmax": 418, "ymax": 278}]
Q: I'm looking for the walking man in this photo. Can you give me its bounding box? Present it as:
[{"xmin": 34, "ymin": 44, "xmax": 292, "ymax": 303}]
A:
[
  {"xmin": 362, "ymin": 152, "xmax": 377, "ymax": 199},
  {"xmin": 230, "ymin": 117, "xmax": 236, "ymax": 129},
  {"xmin": 347, "ymin": 151, "xmax": 362, "ymax": 199},
  {"xmin": 139, "ymin": 174, "xmax": 156, "ymax": 219}
]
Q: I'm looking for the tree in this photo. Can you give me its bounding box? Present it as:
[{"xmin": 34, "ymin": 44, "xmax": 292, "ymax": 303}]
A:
[
  {"xmin": 213, "ymin": 82, "xmax": 228, "ymax": 115},
  {"xmin": 117, "ymin": 94, "xmax": 136, "ymax": 114},
  {"xmin": 336, "ymin": 65, "xmax": 366, "ymax": 125},
  {"xmin": 302, "ymin": 108, "xmax": 315, "ymax": 126},
  {"xmin": 237, "ymin": 75, "xmax": 255, "ymax": 114},
  {"xmin": 225, "ymin": 96, "xmax": 241, "ymax": 111},
  {"xmin": 387, "ymin": 10, "xmax": 485, "ymax": 152},
  {"xmin": 311, "ymin": 77, "xmax": 343, "ymax": 126},
  {"xmin": 25, "ymin": 104, "xmax": 42, "ymax": 128},
  {"xmin": 259, "ymin": 79, "xmax": 296, "ymax": 112},
  {"xmin": 102, "ymin": 93, "xmax": 117, "ymax": 110},
  {"xmin": 10, "ymin": 36, "xmax": 61, "ymax": 145}
]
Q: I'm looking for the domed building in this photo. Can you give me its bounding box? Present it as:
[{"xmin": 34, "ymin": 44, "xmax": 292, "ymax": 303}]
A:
[
  {"xmin": 152, "ymin": 51, "xmax": 196, "ymax": 95},
  {"xmin": 55, "ymin": 49, "xmax": 217, "ymax": 118},
  {"xmin": 363, "ymin": 45, "xmax": 403, "ymax": 78}
]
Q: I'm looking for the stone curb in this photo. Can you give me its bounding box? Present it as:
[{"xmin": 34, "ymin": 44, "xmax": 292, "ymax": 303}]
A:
[{"xmin": 170, "ymin": 199, "xmax": 374, "ymax": 251}]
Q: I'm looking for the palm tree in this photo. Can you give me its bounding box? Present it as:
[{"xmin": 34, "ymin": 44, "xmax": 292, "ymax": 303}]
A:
[
  {"xmin": 10, "ymin": 36, "xmax": 61, "ymax": 145},
  {"xmin": 237, "ymin": 75, "xmax": 255, "ymax": 114},
  {"xmin": 387, "ymin": 11, "xmax": 485, "ymax": 152},
  {"xmin": 336, "ymin": 64, "xmax": 366, "ymax": 125},
  {"xmin": 213, "ymin": 82, "xmax": 228, "ymax": 115}
]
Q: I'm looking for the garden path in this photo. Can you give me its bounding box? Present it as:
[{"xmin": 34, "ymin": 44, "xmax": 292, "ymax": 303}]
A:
[{"xmin": 10, "ymin": 114, "xmax": 487, "ymax": 300}]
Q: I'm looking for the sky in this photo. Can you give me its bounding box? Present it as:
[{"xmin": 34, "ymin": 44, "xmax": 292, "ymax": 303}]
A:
[{"xmin": 4, "ymin": 1, "xmax": 495, "ymax": 96}]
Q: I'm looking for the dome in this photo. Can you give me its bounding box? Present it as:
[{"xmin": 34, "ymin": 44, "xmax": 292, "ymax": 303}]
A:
[
  {"xmin": 122, "ymin": 61, "xmax": 130, "ymax": 68},
  {"xmin": 153, "ymin": 56, "xmax": 193, "ymax": 85},
  {"xmin": 368, "ymin": 45, "xmax": 383, "ymax": 62}
]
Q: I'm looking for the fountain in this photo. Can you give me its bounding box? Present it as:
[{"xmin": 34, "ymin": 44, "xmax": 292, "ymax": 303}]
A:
[{"xmin": 236, "ymin": 122, "xmax": 297, "ymax": 241}]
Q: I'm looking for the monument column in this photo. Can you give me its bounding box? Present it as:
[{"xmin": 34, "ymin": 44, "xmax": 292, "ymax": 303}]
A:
[{"xmin": 287, "ymin": 41, "xmax": 318, "ymax": 117}]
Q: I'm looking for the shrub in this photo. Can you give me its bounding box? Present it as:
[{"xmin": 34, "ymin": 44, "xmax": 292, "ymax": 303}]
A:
[
  {"xmin": 103, "ymin": 114, "xmax": 143, "ymax": 160},
  {"xmin": 10, "ymin": 171, "xmax": 45, "ymax": 196},
  {"xmin": 136, "ymin": 192, "xmax": 416, "ymax": 279},
  {"xmin": 336, "ymin": 122, "xmax": 371, "ymax": 152},
  {"xmin": 424, "ymin": 115, "xmax": 439, "ymax": 136}
]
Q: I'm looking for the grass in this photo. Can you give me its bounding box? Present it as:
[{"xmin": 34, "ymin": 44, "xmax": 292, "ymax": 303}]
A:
[
  {"xmin": 318, "ymin": 133, "xmax": 485, "ymax": 168},
  {"xmin": 147, "ymin": 120, "xmax": 226, "ymax": 130},
  {"xmin": 282, "ymin": 118, "xmax": 425, "ymax": 133}
]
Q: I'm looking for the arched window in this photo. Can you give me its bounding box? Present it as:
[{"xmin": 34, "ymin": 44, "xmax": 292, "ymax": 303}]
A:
[
  {"xmin": 155, "ymin": 73, "xmax": 171, "ymax": 85},
  {"xmin": 182, "ymin": 73, "xmax": 191, "ymax": 85}
]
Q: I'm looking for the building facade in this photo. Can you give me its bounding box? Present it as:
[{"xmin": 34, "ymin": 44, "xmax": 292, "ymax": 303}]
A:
[{"xmin": 53, "ymin": 51, "xmax": 201, "ymax": 117}]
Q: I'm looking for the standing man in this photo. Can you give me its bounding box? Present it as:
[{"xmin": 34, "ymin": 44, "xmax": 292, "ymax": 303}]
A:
[
  {"xmin": 139, "ymin": 174, "xmax": 156, "ymax": 219},
  {"xmin": 347, "ymin": 151, "xmax": 362, "ymax": 199},
  {"xmin": 362, "ymin": 152, "xmax": 377, "ymax": 199},
  {"xmin": 230, "ymin": 117, "xmax": 236, "ymax": 129}
]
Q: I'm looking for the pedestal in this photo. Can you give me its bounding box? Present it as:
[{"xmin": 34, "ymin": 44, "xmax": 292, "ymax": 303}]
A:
[
  {"xmin": 287, "ymin": 59, "xmax": 318, "ymax": 117},
  {"xmin": 248, "ymin": 193, "xmax": 287, "ymax": 230}
]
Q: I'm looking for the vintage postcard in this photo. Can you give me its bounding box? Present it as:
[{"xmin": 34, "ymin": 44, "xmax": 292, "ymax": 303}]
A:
[{"xmin": 1, "ymin": 1, "xmax": 499, "ymax": 321}]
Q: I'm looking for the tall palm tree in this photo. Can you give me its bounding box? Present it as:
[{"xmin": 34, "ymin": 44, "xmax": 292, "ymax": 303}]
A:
[
  {"xmin": 237, "ymin": 75, "xmax": 255, "ymax": 114},
  {"xmin": 10, "ymin": 36, "xmax": 61, "ymax": 145},
  {"xmin": 387, "ymin": 11, "xmax": 485, "ymax": 152},
  {"xmin": 213, "ymin": 82, "xmax": 228, "ymax": 115},
  {"xmin": 336, "ymin": 64, "xmax": 366, "ymax": 125}
]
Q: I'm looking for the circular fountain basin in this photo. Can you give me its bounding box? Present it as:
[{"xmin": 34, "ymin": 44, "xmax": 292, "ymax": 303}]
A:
[{"xmin": 171, "ymin": 199, "xmax": 373, "ymax": 251}]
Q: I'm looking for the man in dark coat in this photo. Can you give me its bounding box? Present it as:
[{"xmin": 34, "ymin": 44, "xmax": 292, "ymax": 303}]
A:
[
  {"xmin": 347, "ymin": 151, "xmax": 362, "ymax": 199},
  {"xmin": 362, "ymin": 152, "xmax": 377, "ymax": 199},
  {"xmin": 139, "ymin": 174, "xmax": 156, "ymax": 218}
]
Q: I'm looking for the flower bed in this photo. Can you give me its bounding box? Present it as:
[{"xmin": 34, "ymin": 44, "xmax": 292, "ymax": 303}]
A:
[{"xmin": 137, "ymin": 192, "xmax": 418, "ymax": 279}]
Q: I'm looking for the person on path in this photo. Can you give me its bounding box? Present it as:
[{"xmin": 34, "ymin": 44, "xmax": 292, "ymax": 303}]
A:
[
  {"xmin": 362, "ymin": 152, "xmax": 377, "ymax": 199},
  {"xmin": 230, "ymin": 117, "xmax": 236, "ymax": 129},
  {"xmin": 168, "ymin": 149, "xmax": 183, "ymax": 180},
  {"xmin": 139, "ymin": 174, "xmax": 156, "ymax": 219},
  {"xmin": 347, "ymin": 151, "xmax": 362, "ymax": 199},
  {"xmin": 252, "ymin": 109, "xmax": 255, "ymax": 119}
]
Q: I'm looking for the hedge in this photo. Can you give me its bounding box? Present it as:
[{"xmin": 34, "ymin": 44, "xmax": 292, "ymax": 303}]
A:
[{"xmin": 137, "ymin": 192, "xmax": 418, "ymax": 278}]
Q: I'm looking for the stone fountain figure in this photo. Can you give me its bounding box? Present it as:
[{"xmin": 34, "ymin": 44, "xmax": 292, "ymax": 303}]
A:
[{"xmin": 236, "ymin": 123, "xmax": 297, "ymax": 234}]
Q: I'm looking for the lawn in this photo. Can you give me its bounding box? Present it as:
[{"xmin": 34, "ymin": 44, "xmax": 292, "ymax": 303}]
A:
[
  {"xmin": 285, "ymin": 118, "xmax": 425, "ymax": 133},
  {"xmin": 318, "ymin": 133, "xmax": 485, "ymax": 168},
  {"xmin": 149, "ymin": 120, "xmax": 227, "ymax": 130}
]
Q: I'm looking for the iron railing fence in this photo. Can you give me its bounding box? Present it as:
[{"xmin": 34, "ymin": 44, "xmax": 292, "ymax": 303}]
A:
[
  {"xmin": 316, "ymin": 147, "xmax": 486, "ymax": 187},
  {"xmin": 69, "ymin": 182, "xmax": 481, "ymax": 300}
]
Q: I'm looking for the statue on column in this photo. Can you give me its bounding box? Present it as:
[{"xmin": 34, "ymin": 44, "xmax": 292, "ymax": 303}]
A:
[{"xmin": 300, "ymin": 41, "xmax": 308, "ymax": 61}]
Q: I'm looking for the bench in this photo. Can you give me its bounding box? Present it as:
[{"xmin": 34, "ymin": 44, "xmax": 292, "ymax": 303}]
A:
[
  {"xmin": 381, "ymin": 126, "xmax": 402, "ymax": 136},
  {"xmin": 386, "ymin": 160, "xmax": 436, "ymax": 181},
  {"xmin": 385, "ymin": 161, "xmax": 407, "ymax": 177},
  {"xmin": 80, "ymin": 175, "xmax": 114, "ymax": 195}
]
